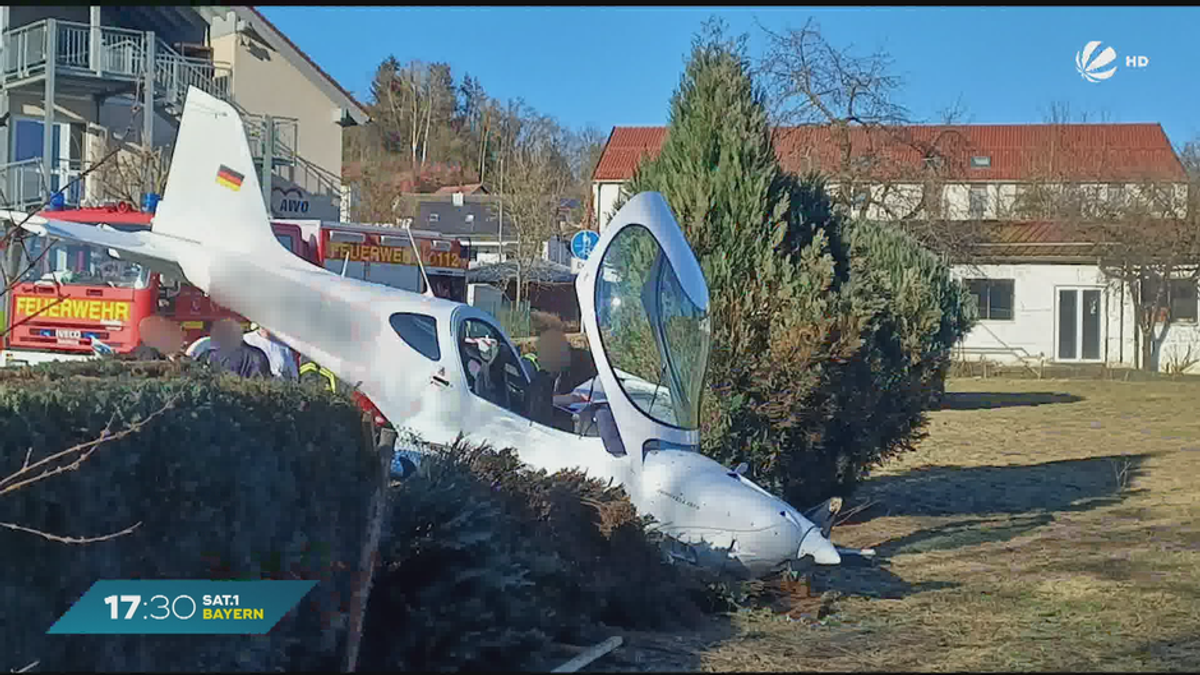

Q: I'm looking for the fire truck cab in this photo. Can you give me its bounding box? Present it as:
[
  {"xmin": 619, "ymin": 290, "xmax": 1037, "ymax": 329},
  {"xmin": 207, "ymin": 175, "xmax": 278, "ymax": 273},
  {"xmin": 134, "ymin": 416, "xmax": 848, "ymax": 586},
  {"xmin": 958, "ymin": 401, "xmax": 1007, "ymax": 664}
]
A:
[
  {"xmin": 2, "ymin": 209, "xmax": 468, "ymax": 367},
  {"xmin": 0, "ymin": 205, "xmax": 315, "ymax": 366}
]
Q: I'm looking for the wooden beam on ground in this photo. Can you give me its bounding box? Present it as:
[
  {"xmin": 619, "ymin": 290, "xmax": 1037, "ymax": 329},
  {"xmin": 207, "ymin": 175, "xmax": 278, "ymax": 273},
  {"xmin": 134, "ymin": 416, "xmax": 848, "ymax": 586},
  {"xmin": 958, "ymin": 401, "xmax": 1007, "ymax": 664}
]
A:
[{"xmin": 551, "ymin": 636, "xmax": 623, "ymax": 673}]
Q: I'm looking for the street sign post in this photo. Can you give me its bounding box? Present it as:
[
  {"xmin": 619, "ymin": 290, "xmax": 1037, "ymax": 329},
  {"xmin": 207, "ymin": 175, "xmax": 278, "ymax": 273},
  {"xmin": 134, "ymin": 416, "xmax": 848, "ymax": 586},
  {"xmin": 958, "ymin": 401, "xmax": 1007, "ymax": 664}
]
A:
[{"xmin": 571, "ymin": 230, "xmax": 601, "ymax": 261}]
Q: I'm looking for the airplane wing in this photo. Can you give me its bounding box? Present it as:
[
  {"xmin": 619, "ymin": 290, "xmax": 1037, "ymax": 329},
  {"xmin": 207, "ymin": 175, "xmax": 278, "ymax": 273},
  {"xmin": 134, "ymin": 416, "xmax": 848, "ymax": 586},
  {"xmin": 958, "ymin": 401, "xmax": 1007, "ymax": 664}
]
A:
[{"xmin": 0, "ymin": 211, "xmax": 194, "ymax": 283}]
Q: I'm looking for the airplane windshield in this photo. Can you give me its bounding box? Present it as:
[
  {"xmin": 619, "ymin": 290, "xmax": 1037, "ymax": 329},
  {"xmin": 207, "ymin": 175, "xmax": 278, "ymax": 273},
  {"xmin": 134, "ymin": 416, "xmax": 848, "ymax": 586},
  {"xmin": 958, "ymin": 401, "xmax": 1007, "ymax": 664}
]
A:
[{"xmin": 594, "ymin": 224, "xmax": 710, "ymax": 430}]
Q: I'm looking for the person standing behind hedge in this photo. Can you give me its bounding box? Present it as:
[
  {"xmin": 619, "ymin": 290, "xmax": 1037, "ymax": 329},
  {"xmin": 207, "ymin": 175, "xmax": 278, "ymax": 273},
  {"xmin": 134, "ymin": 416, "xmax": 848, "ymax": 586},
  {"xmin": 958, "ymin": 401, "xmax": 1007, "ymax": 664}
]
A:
[
  {"xmin": 200, "ymin": 318, "xmax": 270, "ymax": 378},
  {"xmin": 242, "ymin": 322, "xmax": 299, "ymax": 380},
  {"xmin": 130, "ymin": 315, "xmax": 187, "ymax": 361}
]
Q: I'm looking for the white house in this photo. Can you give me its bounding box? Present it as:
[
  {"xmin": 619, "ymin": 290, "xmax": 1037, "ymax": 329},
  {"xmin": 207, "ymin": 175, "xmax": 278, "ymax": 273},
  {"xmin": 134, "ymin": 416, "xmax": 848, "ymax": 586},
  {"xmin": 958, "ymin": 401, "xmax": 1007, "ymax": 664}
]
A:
[{"xmin": 590, "ymin": 123, "xmax": 1199, "ymax": 373}]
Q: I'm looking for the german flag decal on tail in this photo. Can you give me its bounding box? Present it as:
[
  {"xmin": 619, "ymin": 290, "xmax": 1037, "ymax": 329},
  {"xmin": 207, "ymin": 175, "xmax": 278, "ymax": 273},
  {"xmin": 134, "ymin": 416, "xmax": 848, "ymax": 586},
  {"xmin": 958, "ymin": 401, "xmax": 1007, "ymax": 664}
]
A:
[{"xmin": 216, "ymin": 165, "xmax": 244, "ymax": 191}]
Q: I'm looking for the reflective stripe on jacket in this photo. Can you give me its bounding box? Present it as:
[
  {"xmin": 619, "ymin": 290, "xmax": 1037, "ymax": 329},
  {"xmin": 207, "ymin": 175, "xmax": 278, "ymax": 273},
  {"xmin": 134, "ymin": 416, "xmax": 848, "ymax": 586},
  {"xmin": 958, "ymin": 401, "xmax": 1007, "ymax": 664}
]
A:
[{"xmin": 299, "ymin": 361, "xmax": 338, "ymax": 392}]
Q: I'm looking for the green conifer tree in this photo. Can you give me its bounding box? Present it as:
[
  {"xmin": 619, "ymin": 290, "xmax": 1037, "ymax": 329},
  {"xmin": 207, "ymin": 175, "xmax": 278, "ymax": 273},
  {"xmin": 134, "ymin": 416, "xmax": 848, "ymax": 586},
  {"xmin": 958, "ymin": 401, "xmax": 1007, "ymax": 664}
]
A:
[{"xmin": 607, "ymin": 19, "xmax": 976, "ymax": 506}]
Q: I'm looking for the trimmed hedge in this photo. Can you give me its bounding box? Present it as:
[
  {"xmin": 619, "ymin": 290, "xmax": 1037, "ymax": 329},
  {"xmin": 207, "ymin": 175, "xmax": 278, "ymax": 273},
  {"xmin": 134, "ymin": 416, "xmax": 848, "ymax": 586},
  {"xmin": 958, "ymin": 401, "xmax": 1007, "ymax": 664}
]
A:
[{"xmin": 0, "ymin": 359, "xmax": 379, "ymax": 672}]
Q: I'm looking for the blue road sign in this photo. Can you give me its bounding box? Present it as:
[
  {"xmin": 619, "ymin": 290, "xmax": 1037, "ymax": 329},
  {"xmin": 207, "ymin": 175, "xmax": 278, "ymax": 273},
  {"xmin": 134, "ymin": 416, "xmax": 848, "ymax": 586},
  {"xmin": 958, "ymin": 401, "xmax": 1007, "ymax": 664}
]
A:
[{"xmin": 571, "ymin": 230, "xmax": 601, "ymax": 260}]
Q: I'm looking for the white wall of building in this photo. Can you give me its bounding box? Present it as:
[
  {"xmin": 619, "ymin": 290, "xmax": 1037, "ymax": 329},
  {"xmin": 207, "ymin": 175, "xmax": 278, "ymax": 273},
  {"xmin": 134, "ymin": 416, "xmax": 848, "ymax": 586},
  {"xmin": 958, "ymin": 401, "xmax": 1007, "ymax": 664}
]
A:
[
  {"xmin": 591, "ymin": 171, "xmax": 1197, "ymax": 373},
  {"xmin": 953, "ymin": 263, "xmax": 1200, "ymax": 373},
  {"xmin": 593, "ymin": 181, "xmax": 625, "ymax": 230}
]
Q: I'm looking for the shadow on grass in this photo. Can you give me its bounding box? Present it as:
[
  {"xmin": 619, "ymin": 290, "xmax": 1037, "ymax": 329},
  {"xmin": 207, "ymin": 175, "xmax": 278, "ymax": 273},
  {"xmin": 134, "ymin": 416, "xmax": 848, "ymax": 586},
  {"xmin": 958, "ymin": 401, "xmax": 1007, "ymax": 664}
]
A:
[
  {"xmin": 875, "ymin": 513, "xmax": 1056, "ymax": 557},
  {"xmin": 1125, "ymin": 634, "xmax": 1200, "ymax": 670},
  {"xmin": 808, "ymin": 555, "xmax": 961, "ymax": 600},
  {"xmin": 849, "ymin": 453, "xmax": 1152, "ymax": 523},
  {"xmin": 940, "ymin": 391, "xmax": 1085, "ymax": 410}
]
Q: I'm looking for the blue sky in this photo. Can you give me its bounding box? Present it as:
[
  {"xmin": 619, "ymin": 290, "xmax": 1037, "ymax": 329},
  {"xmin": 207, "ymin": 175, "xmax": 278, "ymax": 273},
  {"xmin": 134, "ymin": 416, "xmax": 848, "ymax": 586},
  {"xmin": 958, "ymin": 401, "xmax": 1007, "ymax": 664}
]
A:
[{"xmin": 261, "ymin": 6, "xmax": 1200, "ymax": 148}]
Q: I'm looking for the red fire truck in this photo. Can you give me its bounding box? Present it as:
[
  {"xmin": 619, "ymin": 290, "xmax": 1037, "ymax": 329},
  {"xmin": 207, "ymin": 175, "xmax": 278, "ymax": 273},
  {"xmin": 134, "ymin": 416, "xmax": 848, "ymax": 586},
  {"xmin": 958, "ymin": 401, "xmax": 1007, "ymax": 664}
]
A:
[
  {"xmin": 1, "ymin": 206, "xmax": 313, "ymax": 365},
  {"xmin": 1, "ymin": 207, "xmax": 469, "ymax": 367},
  {"xmin": 300, "ymin": 219, "xmax": 469, "ymax": 302}
]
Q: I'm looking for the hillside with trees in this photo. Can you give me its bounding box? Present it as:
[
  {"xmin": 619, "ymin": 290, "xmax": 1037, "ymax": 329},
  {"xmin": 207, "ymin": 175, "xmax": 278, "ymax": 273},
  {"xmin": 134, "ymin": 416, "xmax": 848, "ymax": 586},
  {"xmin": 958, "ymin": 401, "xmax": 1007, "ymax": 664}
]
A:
[{"xmin": 343, "ymin": 57, "xmax": 607, "ymax": 226}]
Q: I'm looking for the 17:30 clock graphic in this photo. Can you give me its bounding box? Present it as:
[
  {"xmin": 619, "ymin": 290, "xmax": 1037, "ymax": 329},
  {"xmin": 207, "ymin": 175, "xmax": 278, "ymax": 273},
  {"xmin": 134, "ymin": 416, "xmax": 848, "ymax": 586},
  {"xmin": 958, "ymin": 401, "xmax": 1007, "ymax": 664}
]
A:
[
  {"xmin": 48, "ymin": 580, "xmax": 316, "ymax": 635},
  {"xmin": 104, "ymin": 593, "xmax": 201, "ymax": 622}
]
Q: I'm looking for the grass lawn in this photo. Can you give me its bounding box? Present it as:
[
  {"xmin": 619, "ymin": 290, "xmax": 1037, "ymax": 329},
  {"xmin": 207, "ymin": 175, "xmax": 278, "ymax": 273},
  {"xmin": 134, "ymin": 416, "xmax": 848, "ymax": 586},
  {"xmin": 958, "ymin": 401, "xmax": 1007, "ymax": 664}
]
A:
[{"xmin": 598, "ymin": 376, "xmax": 1200, "ymax": 672}]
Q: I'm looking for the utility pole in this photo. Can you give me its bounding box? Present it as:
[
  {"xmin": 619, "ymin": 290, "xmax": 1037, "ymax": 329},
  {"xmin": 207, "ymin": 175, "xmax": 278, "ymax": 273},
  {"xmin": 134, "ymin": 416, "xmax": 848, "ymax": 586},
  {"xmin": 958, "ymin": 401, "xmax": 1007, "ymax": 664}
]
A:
[
  {"xmin": 498, "ymin": 150, "xmax": 504, "ymax": 264},
  {"xmin": 261, "ymin": 115, "xmax": 275, "ymax": 212},
  {"xmin": 42, "ymin": 19, "xmax": 57, "ymax": 204}
]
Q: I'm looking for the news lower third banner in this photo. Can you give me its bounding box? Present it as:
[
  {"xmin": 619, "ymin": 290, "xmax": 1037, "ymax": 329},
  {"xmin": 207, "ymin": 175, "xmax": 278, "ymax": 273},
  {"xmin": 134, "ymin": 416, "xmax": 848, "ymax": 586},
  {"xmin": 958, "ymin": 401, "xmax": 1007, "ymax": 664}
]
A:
[{"xmin": 46, "ymin": 580, "xmax": 316, "ymax": 635}]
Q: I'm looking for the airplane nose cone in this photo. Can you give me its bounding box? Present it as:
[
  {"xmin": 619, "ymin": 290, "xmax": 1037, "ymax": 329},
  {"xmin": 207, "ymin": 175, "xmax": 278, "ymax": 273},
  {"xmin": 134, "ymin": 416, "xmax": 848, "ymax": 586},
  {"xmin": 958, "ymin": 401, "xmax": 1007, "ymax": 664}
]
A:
[{"xmin": 799, "ymin": 530, "xmax": 841, "ymax": 565}]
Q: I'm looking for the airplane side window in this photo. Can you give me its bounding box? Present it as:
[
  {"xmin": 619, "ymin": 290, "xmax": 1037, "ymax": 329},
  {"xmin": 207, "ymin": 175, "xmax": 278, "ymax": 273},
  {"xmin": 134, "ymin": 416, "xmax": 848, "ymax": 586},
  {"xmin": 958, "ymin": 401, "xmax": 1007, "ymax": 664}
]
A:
[
  {"xmin": 458, "ymin": 319, "xmax": 530, "ymax": 416},
  {"xmin": 390, "ymin": 313, "xmax": 441, "ymax": 361}
]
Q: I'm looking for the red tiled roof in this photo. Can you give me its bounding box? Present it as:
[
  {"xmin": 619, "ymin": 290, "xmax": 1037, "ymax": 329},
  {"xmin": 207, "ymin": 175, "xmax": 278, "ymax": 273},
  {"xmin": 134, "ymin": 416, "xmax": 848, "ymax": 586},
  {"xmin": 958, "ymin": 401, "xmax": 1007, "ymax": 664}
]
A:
[
  {"xmin": 966, "ymin": 220, "xmax": 1102, "ymax": 260},
  {"xmin": 593, "ymin": 124, "xmax": 1187, "ymax": 183},
  {"xmin": 247, "ymin": 7, "xmax": 369, "ymax": 117},
  {"xmin": 593, "ymin": 127, "xmax": 668, "ymax": 181}
]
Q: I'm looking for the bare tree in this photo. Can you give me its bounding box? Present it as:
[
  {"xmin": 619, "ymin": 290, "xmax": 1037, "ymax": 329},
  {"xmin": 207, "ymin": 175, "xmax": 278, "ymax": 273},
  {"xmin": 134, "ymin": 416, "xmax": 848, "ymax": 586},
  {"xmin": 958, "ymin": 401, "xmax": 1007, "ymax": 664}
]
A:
[
  {"xmin": 754, "ymin": 18, "xmax": 983, "ymax": 257},
  {"xmin": 1086, "ymin": 185, "xmax": 1198, "ymax": 371},
  {"xmin": 1012, "ymin": 113, "xmax": 1199, "ymax": 371},
  {"xmin": 347, "ymin": 157, "xmax": 409, "ymax": 225},
  {"xmin": 89, "ymin": 137, "xmax": 170, "ymax": 205},
  {"xmin": 492, "ymin": 108, "xmax": 574, "ymax": 305}
]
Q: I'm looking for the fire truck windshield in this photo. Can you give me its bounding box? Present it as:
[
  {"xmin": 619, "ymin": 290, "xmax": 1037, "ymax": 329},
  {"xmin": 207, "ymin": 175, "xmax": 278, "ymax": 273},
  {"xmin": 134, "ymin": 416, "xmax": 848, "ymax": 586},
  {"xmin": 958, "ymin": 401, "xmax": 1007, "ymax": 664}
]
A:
[{"xmin": 20, "ymin": 237, "xmax": 150, "ymax": 289}]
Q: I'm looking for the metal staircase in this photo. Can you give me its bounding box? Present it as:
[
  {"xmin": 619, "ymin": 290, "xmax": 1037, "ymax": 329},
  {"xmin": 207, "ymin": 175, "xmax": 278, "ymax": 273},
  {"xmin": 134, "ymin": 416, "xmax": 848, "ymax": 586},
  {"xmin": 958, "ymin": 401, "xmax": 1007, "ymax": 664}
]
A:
[{"xmin": 0, "ymin": 18, "xmax": 346, "ymax": 216}]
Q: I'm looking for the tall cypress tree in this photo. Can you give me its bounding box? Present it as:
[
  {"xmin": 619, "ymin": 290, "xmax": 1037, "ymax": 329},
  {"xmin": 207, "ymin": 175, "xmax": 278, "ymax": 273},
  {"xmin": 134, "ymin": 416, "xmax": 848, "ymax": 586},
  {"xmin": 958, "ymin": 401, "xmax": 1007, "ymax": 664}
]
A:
[
  {"xmin": 609, "ymin": 19, "xmax": 974, "ymax": 506},
  {"xmin": 613, "ymin": 20, "xmax": 859, "ymax": 495}
]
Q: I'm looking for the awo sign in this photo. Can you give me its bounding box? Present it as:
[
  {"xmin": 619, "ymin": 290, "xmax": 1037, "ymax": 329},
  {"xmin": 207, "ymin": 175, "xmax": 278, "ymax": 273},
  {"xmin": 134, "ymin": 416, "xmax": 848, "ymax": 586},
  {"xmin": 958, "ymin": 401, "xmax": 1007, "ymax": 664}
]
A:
[{"xmin": 271, "ymin": 186, "xmax": 311, "ymax": 216}]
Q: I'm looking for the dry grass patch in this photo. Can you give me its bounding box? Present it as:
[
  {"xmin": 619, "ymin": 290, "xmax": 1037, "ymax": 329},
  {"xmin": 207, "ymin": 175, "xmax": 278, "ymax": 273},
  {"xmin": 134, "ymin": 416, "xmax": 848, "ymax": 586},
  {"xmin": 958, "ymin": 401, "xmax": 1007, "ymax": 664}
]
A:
[{"xmin": 621, "ymin": 377, "xmax": 1200, "ymax": 672}]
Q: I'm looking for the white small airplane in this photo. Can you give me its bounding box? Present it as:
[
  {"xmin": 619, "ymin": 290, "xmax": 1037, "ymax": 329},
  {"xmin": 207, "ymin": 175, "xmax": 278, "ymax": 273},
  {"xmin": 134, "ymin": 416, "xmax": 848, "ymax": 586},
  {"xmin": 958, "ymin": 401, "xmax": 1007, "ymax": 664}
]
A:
[{"xmin": 4, "ymin": 87, "xmax": 852, "ymax": 577}]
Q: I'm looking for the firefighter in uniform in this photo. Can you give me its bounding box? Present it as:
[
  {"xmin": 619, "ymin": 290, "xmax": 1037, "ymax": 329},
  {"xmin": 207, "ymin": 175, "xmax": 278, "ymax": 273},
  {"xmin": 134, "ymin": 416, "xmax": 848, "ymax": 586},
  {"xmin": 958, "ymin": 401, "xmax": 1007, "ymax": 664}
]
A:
[
  {"xmin": 298, "ymin": 356, "xmax": 418, "ymax": 478},
  {"xmin": 299, "ymin": 357, "xmax": 341, "ymax": 393}
]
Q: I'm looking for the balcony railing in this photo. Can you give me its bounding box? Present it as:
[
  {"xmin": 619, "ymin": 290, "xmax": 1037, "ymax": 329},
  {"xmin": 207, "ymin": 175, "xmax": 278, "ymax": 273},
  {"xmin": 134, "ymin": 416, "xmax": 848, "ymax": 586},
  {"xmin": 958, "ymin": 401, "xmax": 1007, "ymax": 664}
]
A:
[
  {"xmin": 241, "ymin": 112, "xmax": 299, "ymax": 168},
  {"xmin": 0, "ymin": 157, "xmax": 85, "ymax": 212},
  {"xmin": 2, "ymin": 20, "xmax": 231, "ymax": 103}
]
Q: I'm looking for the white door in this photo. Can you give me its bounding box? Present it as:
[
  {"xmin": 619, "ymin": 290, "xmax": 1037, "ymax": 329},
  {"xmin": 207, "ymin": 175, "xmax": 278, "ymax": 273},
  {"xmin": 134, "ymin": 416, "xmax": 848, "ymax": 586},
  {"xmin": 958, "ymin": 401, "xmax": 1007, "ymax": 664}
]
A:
[{"xmin": 1056, "ymin": 287, "xmax": 1104, "ymax": 362}]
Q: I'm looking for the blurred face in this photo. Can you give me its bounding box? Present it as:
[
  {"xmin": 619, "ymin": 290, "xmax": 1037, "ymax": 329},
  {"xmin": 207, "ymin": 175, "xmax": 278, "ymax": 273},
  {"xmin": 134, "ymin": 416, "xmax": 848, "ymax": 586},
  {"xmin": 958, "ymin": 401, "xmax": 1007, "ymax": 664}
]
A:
[
  {"xmin": 537, "ymin": 329, "xmax": 571, "ymax": 373},
  {"xmin": 211, "ymin": 319, "xmax": 242, "ymax": 351},
  {"xmin": 138, "ymin": 316, "xmax": 184, "ymax": 354}
]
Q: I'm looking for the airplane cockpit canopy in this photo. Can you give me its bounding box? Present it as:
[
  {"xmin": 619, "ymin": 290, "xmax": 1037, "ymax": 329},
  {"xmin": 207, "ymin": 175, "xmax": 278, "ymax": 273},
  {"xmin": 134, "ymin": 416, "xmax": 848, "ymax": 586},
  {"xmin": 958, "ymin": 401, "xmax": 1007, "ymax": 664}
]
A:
[{"xmin": 593, "ymin": 223, "xmax": 711, "ymax": 431}]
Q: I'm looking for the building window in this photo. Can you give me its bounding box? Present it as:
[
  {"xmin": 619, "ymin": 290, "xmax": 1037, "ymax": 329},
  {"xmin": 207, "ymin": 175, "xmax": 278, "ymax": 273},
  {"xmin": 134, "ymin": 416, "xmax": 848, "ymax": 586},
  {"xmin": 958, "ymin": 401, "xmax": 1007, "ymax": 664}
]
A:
[
  {"xmin": 966, "ymin": 278, "xmax": 1015, "ymax": 321},
  {"xmin": 1173, "ymin": 281, "xmax": 1199, "ymax": 322},
  {"xmin": 970, "ymin": 155, "xmax": 992, "ymax": 168},
  {"xmin": 1107, "ymin": 183, "xmax": 1126, "ymax": 207},
  {"xmin": 1142, "ymin": 276, "xmax": 1198, "ymax": 323},
  {"xmin": 429, "ymin": 212, "xmax": 440, "ymax": 223},
  {"xmin": 968, "ymin": 185, "xmax": 988, "ymax": 219}
]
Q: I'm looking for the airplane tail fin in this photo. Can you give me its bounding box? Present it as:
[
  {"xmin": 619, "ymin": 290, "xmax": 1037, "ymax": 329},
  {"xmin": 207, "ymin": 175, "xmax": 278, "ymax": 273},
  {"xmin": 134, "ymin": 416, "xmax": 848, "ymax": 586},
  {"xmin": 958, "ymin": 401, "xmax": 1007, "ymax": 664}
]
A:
[{"xmin": 151, "ymin": 87, "xmax": 285, "ymax": 258}]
